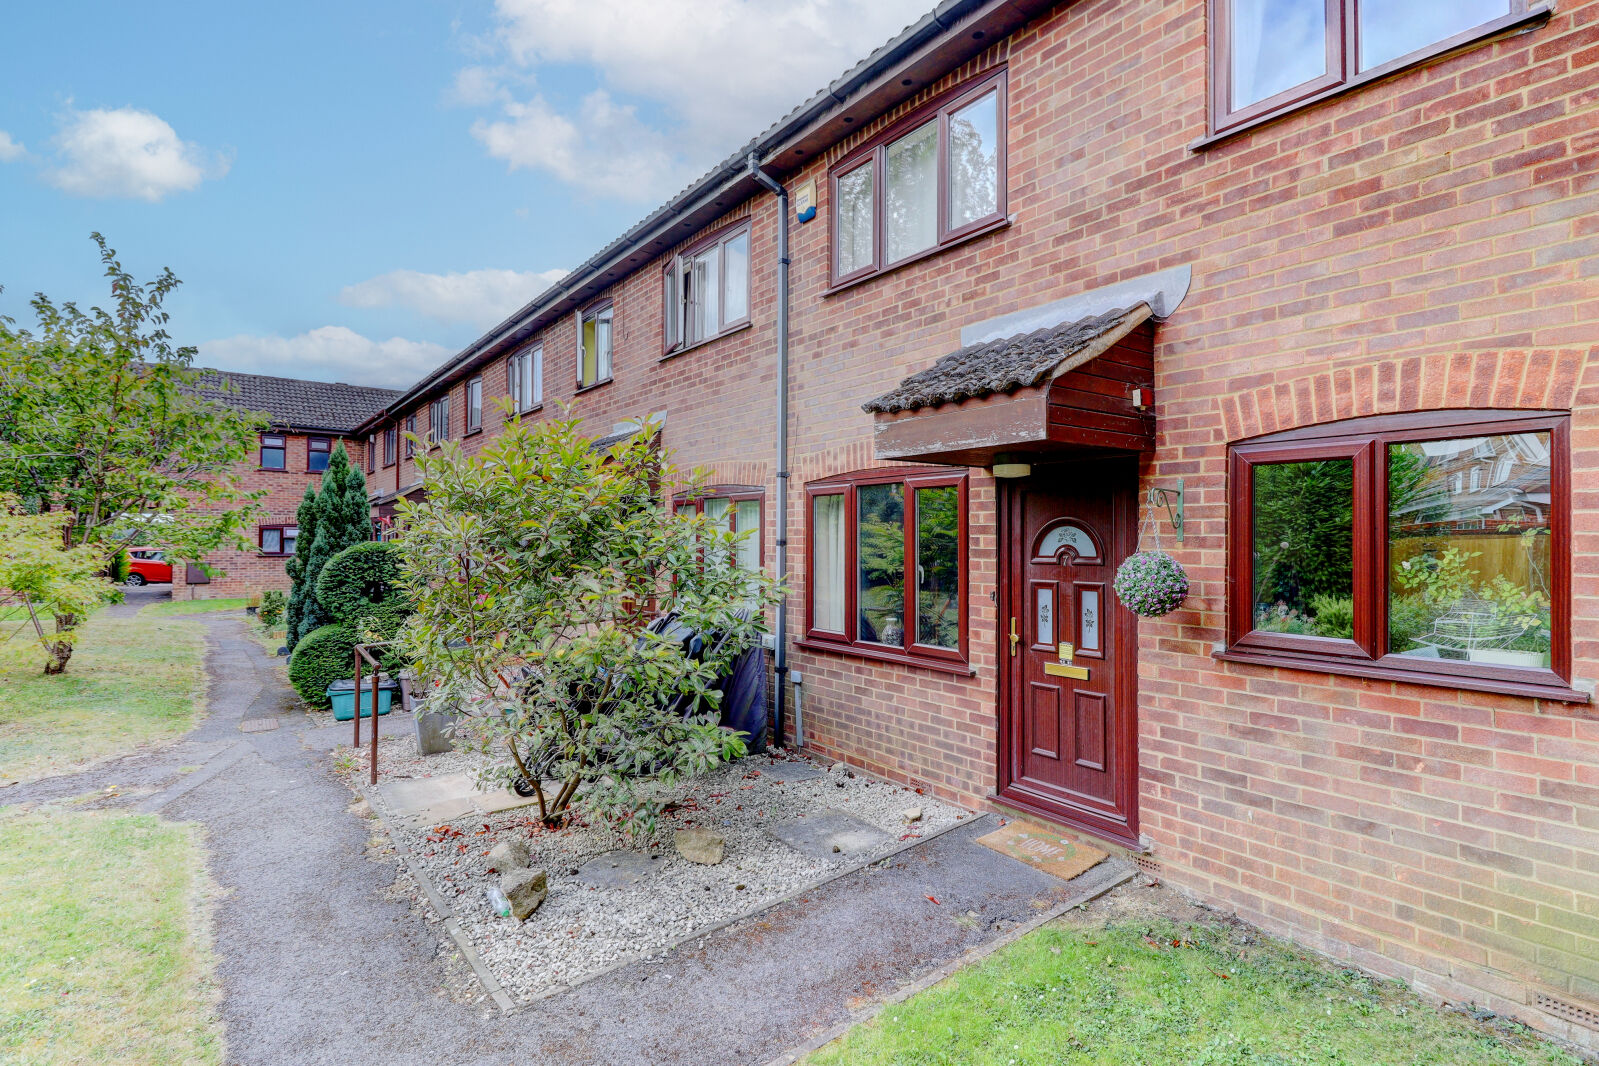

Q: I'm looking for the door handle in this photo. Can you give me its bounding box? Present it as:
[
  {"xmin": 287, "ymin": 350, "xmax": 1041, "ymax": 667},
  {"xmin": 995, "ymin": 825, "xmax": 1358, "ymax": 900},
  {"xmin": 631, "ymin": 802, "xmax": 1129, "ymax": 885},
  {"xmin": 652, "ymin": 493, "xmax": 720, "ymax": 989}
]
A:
[{"xmin": 1009, "ymin": 617, "xmax": 1019, "ymax": 657}]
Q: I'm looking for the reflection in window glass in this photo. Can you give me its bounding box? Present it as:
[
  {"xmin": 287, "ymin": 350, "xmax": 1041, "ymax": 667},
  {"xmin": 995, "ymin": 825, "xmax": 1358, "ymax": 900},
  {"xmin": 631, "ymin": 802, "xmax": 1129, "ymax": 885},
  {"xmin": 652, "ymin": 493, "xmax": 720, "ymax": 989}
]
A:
[
  {"xmin": 1388, "ymin": 433, "xmax": 1552, "ymax": 667},
  {"xmin": 686, "ymin": 247, "xmax": 720, "ymax": 344},
  {"xmin": 1360, "ymin": 1, "xmax": 1509, "ymax": 70},
  {"xmin": 885, "ymin": 121, "xmax": 938, "ymax": 263},
  {"xmin": 722, "ymin": 232, "xmax": 749, "ymax": 324},
  {"xmin": 915, "ymin": 485, "xmax": 959, "ymax": 648},
  {"xmin": 836, "ymin": 165, "xmax": 875, "ymax": 275},
  {"xmin": 1230, "ymin": 0, "xmax": 1327, "ymax": 108},
  {"xmin": 1252, "ymin": 459, "xmax": 1354, "ymax": 635},
  {"xmin": 948, "ymin": 90, "xmax": 999, "ymax": 229},
  {"xmin": 813, "ymin": 494, "xmax": 847, "ymax": 632},
  {"xmin": 857, "ymin": 483, "xmax": 905, "ymax": 646}
]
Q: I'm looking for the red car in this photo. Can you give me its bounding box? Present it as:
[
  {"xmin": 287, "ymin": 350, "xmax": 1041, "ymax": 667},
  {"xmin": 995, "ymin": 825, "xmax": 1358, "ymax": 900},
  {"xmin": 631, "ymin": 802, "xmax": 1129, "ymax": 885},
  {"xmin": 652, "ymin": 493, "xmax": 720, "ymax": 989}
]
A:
[{"xmin": 126, "ymin": 548, "xmax": 173, "ymax": 586}]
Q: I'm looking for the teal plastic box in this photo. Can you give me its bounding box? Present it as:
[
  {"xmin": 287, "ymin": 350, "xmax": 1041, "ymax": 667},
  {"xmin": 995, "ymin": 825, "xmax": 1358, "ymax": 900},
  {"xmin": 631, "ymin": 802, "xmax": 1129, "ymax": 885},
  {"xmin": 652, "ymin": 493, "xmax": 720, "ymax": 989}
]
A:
[{"xmin": 327, "ymin": 679, "xmax": 397, "ymax": 721}]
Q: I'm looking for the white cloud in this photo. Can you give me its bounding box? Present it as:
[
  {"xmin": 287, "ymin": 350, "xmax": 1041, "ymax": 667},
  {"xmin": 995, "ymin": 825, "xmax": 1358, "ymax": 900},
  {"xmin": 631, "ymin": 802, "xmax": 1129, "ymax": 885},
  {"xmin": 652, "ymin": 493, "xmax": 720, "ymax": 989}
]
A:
[
  {"xmin": 464, "ymin": 0, "xmax": 931, "ymax": 200},
  {"xmin": 199, "ymin": 327, "xmax": 449, "ymax": 389},
  {"xmin": 47, "ymin": 107, "xmax": 227, "ymax": 201},
  {"xmin": 340, "ymin": 266, "xmax": 567, "ymax": 328},
  {"xmin": 0, "ymin": 131, "xmax": 24, "ymax": 163}
]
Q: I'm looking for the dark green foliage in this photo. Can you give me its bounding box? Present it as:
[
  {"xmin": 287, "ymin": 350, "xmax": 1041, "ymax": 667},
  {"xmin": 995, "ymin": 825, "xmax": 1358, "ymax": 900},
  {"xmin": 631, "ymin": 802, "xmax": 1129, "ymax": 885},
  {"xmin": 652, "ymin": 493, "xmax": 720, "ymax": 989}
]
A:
[
  {"xmin": 258, "ymin": 590, "xmax": 286, "ymax": 629},
  {"xmin": 293, "ymin": 444, "xmax": 370, "ymax": 644},
  {"xmin": 109, "ymin": 549, "xmax": 131, "ymax": 584},
  {"xmin": 1252, "ymin": 459, "xmax": 1354, "ymax": 614},
  {"xmin": 287, "ymin": 623, "xmax": 357, "ymax": 707},
  {"xmin": 1309, "ymin": 594, "xmax": 1355, "ymax": 639},
  {"xmin": 283, "ymin": 483, "xmax": 319, "ymax": 653},
  {"xmin": 315, "ymin": 542, "xmax": 403, "ymax": 625}
]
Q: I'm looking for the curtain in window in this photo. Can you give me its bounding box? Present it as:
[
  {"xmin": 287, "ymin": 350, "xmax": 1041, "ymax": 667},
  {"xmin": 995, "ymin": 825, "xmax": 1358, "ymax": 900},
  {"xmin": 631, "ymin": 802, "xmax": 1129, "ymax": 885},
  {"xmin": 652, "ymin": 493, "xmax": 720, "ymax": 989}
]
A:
[
  {"xmin": 813, "ymin": 494, "xmax": 846, "ymax": 632},
  {"xmin": 735, "ymin": 499, "xmax": 760, "ymax": 573},
  {"xmin": 885, "ymin": 120, "xmax": 938, "ymax": 263}
]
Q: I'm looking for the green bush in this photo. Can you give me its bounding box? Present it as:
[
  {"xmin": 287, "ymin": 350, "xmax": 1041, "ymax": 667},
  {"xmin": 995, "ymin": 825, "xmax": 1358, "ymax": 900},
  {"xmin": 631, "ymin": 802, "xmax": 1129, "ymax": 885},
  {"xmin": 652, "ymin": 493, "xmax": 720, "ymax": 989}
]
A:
[
  {"xmin": 258, "ymin": 590, "xmax": 286, "ymax": 629},
  {"xmin": 316, "ymin": 541, "xmax": 403, "ymax": 624},
  {"xmin": 109, "ymin": 549, "xmax": 131, "ymax": 584},
  {"xmin": 287, "ymin": 623, "xmax": 357, "ymax": 707},
  {"xmin": 1309, "ymin": 594, "xmax": 1355, "ymax": 640}
]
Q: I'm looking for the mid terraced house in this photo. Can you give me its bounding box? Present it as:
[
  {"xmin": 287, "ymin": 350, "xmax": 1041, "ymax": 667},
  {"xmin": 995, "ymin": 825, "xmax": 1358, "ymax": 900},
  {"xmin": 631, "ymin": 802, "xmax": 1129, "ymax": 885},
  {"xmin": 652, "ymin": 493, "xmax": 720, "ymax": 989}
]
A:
[{"xmin": 188, "ymin": 0, "xmax": 1599, "ymax": 1048}]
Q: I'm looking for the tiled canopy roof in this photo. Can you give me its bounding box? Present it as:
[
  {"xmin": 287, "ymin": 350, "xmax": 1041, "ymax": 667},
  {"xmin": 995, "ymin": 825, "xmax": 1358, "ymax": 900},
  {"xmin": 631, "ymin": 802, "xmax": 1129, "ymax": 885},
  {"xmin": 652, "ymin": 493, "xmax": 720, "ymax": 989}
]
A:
[
  {"xmin": 862, "ymin": 305, "xmax": 1151, "ymax": 415},
  {"xmin": 197, "ymin": 369, "xmax": 401, "ymax": 433}
]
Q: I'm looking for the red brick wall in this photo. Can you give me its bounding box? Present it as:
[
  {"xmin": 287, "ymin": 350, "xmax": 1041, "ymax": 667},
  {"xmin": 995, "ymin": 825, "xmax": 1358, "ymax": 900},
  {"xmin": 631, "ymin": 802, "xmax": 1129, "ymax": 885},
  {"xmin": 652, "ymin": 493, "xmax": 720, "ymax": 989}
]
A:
[
  {"xmin": 173, "ymin": 433, "xmax": 369, "ymax": 599},
  {"xmin": 364, "ymin": 0, "xmax": 1599, "ymax": 1043}
]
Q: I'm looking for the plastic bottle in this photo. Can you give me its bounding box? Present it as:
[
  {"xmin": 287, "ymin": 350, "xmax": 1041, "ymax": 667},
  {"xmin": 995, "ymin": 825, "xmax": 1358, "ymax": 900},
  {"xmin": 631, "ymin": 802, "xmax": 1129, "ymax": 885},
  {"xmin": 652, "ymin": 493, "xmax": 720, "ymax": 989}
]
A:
[{"xmin": 486, "ymin": 885, "xmax": 511, "ymax": 918}]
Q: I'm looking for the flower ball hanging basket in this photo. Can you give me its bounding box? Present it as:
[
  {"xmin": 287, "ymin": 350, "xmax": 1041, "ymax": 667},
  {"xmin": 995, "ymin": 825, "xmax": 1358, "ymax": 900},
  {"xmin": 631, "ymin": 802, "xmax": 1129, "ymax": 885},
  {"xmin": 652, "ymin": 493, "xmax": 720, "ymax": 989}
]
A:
[{"xmin": 1113, "ymin": 550, "xmax": 1189, "ymax": 618}]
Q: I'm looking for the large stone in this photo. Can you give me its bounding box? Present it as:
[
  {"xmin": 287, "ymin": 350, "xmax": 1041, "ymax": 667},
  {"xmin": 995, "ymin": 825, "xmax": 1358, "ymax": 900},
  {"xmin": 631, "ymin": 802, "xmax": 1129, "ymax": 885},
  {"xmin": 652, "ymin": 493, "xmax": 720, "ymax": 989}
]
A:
[
  {"xmin": 486, "ymin": 840, "xmax": 530, "ymax": 871},
  {"xmin": 901, "ymin": 807, "xmax": 923, "ymax": 824},
  {"xmin": 674, "ymin": 828, "xmax": 726, "ymax": 865},
  {"xmin": 501, "ymin": 868, "xmax": 548, "ymax": 921}
]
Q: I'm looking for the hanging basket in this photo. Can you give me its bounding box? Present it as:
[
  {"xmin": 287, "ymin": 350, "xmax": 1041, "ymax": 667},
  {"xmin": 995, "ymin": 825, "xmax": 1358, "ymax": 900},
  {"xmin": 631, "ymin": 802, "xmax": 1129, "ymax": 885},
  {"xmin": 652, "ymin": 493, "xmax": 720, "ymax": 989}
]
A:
[{"xmin": 1113, "ymin": 550, "xmax": 1189, "ymax": 618}]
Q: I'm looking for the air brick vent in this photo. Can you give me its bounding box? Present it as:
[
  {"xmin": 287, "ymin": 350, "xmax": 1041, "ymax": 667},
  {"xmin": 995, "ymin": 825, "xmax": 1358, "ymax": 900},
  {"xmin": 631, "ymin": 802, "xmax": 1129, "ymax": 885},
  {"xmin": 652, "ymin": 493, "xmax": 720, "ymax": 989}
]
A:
[
  {"xmin": 1535, "ymin": 991, "xmax": 1599, "ymax": 1032},
  {"xmin": 1130, "ymin": 853, "xmax": 1162, "ymax": 875}
]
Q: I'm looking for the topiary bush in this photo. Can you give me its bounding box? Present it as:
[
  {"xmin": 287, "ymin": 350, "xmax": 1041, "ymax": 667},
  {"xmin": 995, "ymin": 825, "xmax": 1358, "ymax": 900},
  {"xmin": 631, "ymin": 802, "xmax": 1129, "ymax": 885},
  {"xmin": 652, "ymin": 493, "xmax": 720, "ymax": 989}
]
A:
[
  {"xmin": 316, "ymin": 541, "xmax": 403, "ymax": 624},
  {"xmin": 288, "ymin": 622, "xmax": 358, "ymax": 707}
]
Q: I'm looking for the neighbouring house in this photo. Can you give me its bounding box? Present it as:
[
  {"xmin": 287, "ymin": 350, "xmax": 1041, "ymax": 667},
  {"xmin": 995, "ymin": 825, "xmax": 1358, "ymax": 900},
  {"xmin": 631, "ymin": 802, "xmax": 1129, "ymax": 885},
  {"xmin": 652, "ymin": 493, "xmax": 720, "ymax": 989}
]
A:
[
  {"xmin": 342, "ymin": 0, "xmax": 1599, "ymax": 1050},
  {"xmin": 171, "ymin": 369, "xmax": 400, "ymax": 599}
]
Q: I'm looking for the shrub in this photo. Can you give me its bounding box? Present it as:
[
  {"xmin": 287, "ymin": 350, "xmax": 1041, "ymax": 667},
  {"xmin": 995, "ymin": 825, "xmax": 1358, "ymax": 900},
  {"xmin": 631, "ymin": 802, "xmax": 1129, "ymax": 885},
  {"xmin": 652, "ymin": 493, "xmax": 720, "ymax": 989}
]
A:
[
  {"xmin": 1309, "ymin": 594, "xmax": 1355, "ymax": 640},
  {"xmin": 258, "ymin": 590, "xmax": 286, "ymax": 629},
  {"xmin": 316, "ymin": 541, "xmax": 403, "ymax": 624},
  {"xmin": 109, "ymin": 548, "xmax": 131, "ymax": 584},
  {"xmin": 287, "ymin": 623, "xmax": 357, "ymax": 707}
]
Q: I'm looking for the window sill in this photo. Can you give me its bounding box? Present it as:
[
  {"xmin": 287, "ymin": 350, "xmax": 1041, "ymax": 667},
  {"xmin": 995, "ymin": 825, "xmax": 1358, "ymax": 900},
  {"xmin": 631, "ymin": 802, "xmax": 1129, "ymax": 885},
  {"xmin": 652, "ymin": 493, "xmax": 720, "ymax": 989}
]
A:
[
  {"xmin": 823, "ymin": 216, "xmax": 1011, "ymax": 298},
  {"xmin": 255, "ymin": 466, "xmax": 293, "ymax": 473},
  {"xmin": 575, "ymin": 378, "xmax": 613, "ymax": 395},
  {"xmin": 660, "ymin": 319, "xmax": 754, "ymax": 362},
  {"xmin": 795, "ymin": 637, "xmax": 974, "ymax": 677},
  {"xmin": 510, "ymin": 403, "xmax": 544, "ymax": 418},
  {"xmin": 464, "ymin": 428, "xmax": 483, "ymax": 438},
  {"xmin": 1214, "ymin": 647, "xmax": 1589, "ymax": 705},
  {"xmin": 1192, "ymin": 6, "xmax": 1551, "ymax": 151},
  {"xmin": 257, "ymin": 553, "xmax": 290, "ymax": 559}
]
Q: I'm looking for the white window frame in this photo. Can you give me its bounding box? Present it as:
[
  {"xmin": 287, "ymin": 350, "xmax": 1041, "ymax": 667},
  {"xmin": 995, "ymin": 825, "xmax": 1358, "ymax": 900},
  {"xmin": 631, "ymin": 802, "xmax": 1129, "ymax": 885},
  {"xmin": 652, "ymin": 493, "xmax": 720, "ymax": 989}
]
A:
[{"xmin": 663, "ymin": 222, "xmax": 752, "ymax": 354}]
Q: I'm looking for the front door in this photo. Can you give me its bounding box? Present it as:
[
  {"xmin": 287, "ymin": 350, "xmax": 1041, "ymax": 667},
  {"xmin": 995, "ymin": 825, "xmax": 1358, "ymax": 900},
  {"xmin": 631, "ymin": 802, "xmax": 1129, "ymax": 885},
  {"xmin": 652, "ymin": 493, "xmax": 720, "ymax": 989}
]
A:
[{"xmin": 999, "ymin": 462, "xmax": 1139, "ymax": 846}]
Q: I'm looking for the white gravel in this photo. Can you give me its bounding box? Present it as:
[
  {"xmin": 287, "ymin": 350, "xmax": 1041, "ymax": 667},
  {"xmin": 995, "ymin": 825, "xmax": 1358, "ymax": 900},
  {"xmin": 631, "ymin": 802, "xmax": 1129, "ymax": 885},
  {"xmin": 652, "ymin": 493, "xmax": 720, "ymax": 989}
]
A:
[{"xmin": 348, "ymin": 733, "xmax": 970, "ymax": 1001}]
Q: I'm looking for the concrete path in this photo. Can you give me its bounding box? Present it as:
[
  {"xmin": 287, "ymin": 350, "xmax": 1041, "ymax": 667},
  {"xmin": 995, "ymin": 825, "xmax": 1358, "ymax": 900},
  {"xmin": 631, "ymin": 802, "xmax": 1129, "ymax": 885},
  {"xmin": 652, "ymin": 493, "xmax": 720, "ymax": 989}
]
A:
[{"xmin": 12, "ymin": 614, "xmax": 1115, "ymax": 1066}]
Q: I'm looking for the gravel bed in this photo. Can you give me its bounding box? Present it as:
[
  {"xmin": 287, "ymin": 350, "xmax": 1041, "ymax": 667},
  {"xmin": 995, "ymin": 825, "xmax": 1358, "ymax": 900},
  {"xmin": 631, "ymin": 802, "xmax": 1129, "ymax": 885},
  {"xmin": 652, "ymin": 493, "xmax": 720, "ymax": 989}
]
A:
[{"xmin": 347, "ymin": 734, "xmax": 970, "ymax": 1001}]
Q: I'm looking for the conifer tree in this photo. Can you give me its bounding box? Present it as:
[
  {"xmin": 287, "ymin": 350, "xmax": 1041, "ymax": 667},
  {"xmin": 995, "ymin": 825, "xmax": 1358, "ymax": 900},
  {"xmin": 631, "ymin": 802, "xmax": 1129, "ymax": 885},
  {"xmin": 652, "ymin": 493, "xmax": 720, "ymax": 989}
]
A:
[
  {"xmin": 283, "ymin": 482, "xmax": 320, "ymax": 653},
  {"xmin": 295, "ymin": 443, "xmax": 369, "ymax": 643}
]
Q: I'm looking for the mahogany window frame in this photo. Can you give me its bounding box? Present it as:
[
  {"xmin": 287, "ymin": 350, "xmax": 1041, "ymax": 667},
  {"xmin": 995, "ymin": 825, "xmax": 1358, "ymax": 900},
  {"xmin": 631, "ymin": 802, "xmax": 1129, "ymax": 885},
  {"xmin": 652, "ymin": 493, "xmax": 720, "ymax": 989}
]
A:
[
  {"xmin": 674, "ymin": 487, "xmax": 766, "ymax": 570},
  {"xmin": 366, "ymin": 434, "xmax": 376, "ymax": 473},
  {"xmin": 259, "ymin": 433, "xmax": 287, "ymax": 471},
  {"xmin": 662, "ymin": 220, "xmax": 754, "ymax": 357},
  {"xmin": 382, "ymin": 426, "xmax": 397, "ymax": 467},
  {"xmin": 1205, "ymin": 0, "xmax": 1547, "ymax": 141},
  {"xmin": 1221, "ymin": 409, "xmax": 1582, "ymax": 703},
  {"xmin": 827, "ymin": 68, "xmax": 1008, "ymax": 290},
  {"xmin": 258, "ymin": 524, "xmax": 298, "ymax": 557},
  {"xmin": 801, "ymin": 467, "xmax": 971, "ymax": 675},
  {"xmin": 307, "ymin": 435, "xmax": 332, "ymax": 473}
]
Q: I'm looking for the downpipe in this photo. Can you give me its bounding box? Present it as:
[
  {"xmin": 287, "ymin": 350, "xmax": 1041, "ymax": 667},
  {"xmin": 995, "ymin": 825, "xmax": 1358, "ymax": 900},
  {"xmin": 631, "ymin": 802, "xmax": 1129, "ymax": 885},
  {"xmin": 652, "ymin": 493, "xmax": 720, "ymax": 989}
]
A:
[{"xmin": 748, "ymin": 152, "xmax": 791, "ymax": 748}]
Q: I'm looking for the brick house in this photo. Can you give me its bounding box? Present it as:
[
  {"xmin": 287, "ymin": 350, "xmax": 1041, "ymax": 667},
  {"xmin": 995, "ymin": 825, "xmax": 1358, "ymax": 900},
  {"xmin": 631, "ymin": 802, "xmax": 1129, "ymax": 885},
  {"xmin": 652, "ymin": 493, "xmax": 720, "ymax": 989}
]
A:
[
  {"xmin": 172, "ymin": 369, "xmax": 399, "ymax": 599},
  {"xmin": 350, "ymin": 0, "xmax": 1599, "ymax": 1047}
]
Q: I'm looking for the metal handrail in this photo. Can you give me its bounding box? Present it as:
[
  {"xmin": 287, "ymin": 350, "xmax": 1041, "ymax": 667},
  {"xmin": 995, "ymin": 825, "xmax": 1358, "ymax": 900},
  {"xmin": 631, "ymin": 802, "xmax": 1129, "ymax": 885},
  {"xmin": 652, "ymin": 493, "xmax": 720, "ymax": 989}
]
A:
[{"xmin": 351, "ymin": 641, "xmax": 395, "ymax": 785}]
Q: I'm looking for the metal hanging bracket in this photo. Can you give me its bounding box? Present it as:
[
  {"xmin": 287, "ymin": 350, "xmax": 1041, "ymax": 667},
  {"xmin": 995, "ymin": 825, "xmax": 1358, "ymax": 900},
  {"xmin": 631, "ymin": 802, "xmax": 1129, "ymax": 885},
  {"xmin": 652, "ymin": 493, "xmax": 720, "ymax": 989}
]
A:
[{"xmin": 1148, "ymin": 479, "xmax": 1184, "ymax": 543}]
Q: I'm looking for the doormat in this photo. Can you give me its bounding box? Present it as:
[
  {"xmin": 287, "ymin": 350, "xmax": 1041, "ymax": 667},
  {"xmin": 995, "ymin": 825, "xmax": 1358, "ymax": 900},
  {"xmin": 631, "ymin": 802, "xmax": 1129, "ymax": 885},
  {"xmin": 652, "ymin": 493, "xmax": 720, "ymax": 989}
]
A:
[{"xmin": 977, "ymin": 819, "xmax": 1105, "ymax": 881}]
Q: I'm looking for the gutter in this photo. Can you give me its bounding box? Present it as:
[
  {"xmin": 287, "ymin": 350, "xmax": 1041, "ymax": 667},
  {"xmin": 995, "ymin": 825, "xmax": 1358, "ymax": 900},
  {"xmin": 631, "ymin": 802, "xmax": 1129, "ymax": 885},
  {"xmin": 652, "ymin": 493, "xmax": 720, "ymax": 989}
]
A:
[{"xmin": 747, "ymin": 153, "xmax": 792, "ymax": 749}]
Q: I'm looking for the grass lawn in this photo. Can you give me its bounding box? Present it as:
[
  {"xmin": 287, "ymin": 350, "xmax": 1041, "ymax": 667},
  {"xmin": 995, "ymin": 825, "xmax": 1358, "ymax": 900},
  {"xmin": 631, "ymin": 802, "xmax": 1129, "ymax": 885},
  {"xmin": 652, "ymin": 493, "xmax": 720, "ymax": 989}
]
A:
[
  {"xmin": 140, "ymin": 597, "xmax": 249, "ymax": 617},
  {"xmin": 0, "ymin": 612, "xmax": 206, "ymax": 783},
  {"xmin": 0, "ymin": 808, "xmax": 222, "ymax": 1065},
  {"xmin": 808, "ymin": 899, "xmax": 1585, "ymax": 1066}
]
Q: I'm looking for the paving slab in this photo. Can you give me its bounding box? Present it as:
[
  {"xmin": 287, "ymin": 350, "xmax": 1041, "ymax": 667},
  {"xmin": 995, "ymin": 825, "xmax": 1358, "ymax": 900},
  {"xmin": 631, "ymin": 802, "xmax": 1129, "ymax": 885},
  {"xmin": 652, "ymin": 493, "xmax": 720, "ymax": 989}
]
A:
[
  {"xmin": 575, "ymin": 849, "xmax": 664, "ymax": 887},
  {"xmin": 377, "ymin": 773, "xmax": 479, "ymax": 828},
  {"xmin": 766, "ymin": 807, "xmax": 894, "ymax": 861},
  {"xmin": 757, "ymin": 760, "xmax": 825, "ymax": 783},
  {"xmin": 472, "ymin": 787, "xmax": 541, "ymax": 815}
]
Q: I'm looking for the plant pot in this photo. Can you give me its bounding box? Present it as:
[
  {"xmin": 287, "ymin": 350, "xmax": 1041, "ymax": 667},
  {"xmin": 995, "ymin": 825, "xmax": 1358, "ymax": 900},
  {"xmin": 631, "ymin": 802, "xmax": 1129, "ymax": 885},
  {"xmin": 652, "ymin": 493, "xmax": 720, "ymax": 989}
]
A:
[
  {"xmin": 246, "ymin": 605, "xmax": 258, "ymax": 616},
  {"xmin": 415, "ymin": 708, "xmax": 460, "ymax": 756},
  {"xmin": 1467, "ymin": 648, "xmax": 1548, "ymax": 668}
]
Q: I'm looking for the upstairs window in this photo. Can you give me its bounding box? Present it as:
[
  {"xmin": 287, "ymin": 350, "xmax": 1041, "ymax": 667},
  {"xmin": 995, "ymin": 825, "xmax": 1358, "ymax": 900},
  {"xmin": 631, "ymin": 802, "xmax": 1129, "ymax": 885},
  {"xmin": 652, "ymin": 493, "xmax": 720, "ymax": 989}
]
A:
[
  {"xmin": 1212, "ymin": 0, "xmax": 1530, "ymax": 135},
  {"xmin": 509, "ymin": 345, "xmax": 543, "ymax": 412},
  {"xmin": 260, "ymin": 434, "xmax": 286, "ymax": 470},
  {"xmin": 466, "ymin": 377, "xmax": 483, "ymax": 433},
  {"xmin": 366, "ymin": 435, "xmax": 376, "ymax": 473},
  {"xmin": 831, "ymin": 70, "xmax": 1006, "ymax": 286},
  {"xmin": 429, "ymin": 395, "xmax": 450, "ymax": 446},
  {"xmin": 405, "ymin": 414, "xmax": 416, "ymax": 458},
  {"xmin": 1225, "ymin": 411, "xmax": 1575, "ymax": 701},
  {"xmin": 307, "ymin": 436, "xmax": 331, "ymax": 472},
  {"xmin": 805, "ymin": 468, "xmax": 968, "ymax": 672},
  {"xmin": 664, "ymin": 223, "xmax": 751, "ymax": 353},
  {"xmin": 383, "ymin": 427, "xmax": 397, "ymax": 466},
  {"xmin": 580, "ymin": 303, "xmax": 613, "ymax": 388}
]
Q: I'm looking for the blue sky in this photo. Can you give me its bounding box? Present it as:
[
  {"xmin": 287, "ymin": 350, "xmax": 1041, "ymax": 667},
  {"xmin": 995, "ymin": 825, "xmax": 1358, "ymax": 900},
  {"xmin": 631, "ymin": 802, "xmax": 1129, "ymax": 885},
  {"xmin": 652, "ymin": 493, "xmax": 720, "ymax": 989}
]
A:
[{"xmin": 0, "ymin": 0, "xmax": 929, "ymax": 388}]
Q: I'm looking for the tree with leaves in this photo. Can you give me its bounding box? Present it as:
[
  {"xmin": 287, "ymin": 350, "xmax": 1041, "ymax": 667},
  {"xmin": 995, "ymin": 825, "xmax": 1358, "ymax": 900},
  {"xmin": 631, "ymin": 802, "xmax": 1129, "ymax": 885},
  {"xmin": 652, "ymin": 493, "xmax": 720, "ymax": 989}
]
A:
[
  {"xmin": 0, "ymin": 234, "xmax": 264, "ymax": 672},
  {"xmin": 0, "ymin": 495, "xmax": 118, "ymax": 670}
]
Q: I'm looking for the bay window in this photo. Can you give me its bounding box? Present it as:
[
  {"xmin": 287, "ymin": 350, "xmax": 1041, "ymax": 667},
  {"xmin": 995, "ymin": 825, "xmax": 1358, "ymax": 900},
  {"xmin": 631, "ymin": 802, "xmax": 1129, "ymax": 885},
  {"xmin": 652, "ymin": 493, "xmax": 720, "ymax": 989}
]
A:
[
  {"xmin": 508, "ymin": 345, "xmax": 543, "ymax": 413},
  {"xmin": 1211, "ymin": 0, "xmax": 1540, "ymax": 136},
  {"xmin": 805, "ymin": 468, "xmax": 968, "ymax": 671},
  {"xmin": 663, "ymin": 223, "xmax": 751, "ymax": 354},
  {"xmin": 831, "ymin": 70, "xmax": 1006, "ymax": 286},
  {"xmin": 579, "ymin": 303, "xmax": 613, "ymax": 388},
  {"xmin": 1224, "ymin": 411, "xmax": 1576, "ymax": 700}
]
